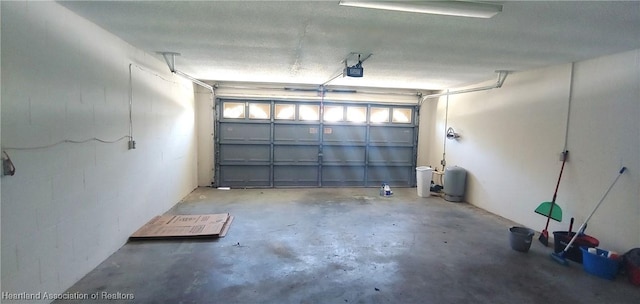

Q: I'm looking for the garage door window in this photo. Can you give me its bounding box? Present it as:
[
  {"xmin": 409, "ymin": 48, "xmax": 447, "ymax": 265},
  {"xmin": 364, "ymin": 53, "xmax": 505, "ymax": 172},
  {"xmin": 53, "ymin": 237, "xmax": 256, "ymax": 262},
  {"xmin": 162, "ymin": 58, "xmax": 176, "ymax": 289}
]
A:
[
  {"xmin": 346, "ymin": 106, "xmax": 367, "ymax": 123},
  {"xmin": 223, "ymin": 102, "xmax": 245, "ymax": 119},
  {"xmin": 275, "ymin": 104, "xmax": 295, "ymax": 120},
  {"xmin": 370, "ymin": 107, "xmax": 389, "ymax": 123},
  {"xmin": 249, "ymin": 103, "xmax": 271, "ymax": 119},
  {"xmin": 324, "ymin": 105, "xmax": 344, "ymax": 122},
  {"xmin": 299, "ymin": 104, "xmax": 320, "ymax": 121},
  {"xmin": 393, "ymin": 108, "xmax": 412, "ymax": 123}
]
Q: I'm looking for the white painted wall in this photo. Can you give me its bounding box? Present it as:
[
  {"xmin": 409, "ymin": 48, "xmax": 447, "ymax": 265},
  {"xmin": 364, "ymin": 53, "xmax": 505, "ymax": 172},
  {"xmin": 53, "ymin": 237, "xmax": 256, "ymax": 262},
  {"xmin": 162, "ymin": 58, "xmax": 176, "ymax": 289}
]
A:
[
  {"xmin": 196, "ymin": 86, "xmax": 215, "ymax": 186},
  {"xmin": 416, "ymin": 97, "xmax": 438, "ymax": 169},
  {"xmin": 422, "ymin": 50, "xmax": 640, "ymax": 252},
  {"xmin": 562, "ymin": 51, "xmax": 640, "ymax": 250},
  {"xmin": 1, "ymin": 2, "xmax": 197, "ymax": 301}
]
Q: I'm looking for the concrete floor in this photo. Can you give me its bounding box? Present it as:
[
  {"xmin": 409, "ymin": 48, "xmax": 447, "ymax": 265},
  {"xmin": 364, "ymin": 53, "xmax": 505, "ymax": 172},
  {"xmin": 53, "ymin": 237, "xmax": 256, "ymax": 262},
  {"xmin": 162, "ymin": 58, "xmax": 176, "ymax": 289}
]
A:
[{"xmin": 58, "ymin": 187, "xmax": 639, "ymax": 303}]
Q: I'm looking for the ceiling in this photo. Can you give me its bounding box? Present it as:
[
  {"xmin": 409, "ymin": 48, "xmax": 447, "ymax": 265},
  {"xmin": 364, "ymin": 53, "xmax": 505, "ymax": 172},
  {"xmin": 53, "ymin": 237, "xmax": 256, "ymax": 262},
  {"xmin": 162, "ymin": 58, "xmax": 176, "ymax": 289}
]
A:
[{"xmin": 59, "ymin": 1, "xmax": 640, "ymax": 91}]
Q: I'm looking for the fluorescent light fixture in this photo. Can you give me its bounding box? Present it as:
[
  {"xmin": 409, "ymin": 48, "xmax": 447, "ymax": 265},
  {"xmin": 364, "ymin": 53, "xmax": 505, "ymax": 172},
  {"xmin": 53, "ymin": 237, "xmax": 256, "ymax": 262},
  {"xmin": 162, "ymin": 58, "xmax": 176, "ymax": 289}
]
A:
[{"xmin": 339, "ymin": 1, "xmax": 502, "ymax": 18}]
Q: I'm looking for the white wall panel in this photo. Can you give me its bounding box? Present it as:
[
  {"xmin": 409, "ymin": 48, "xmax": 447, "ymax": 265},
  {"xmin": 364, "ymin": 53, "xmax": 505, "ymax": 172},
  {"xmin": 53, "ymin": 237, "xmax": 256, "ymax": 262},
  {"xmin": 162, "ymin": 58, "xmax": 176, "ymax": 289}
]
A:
[
  {"xmin": 423, "ymin": 50, "xmax": 639, "ymax": 252},
  {"xmin": 1, "ymin": 2, "xmax": 197, "ymax": 301}
]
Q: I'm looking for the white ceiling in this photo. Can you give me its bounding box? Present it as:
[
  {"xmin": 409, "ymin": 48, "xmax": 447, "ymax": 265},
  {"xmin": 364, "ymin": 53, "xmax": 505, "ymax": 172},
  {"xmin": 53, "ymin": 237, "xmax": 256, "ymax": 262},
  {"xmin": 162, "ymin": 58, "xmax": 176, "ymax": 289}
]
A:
[{"xmin": 59, "ymin": 1, "xmax": 640, "ymax": 91}]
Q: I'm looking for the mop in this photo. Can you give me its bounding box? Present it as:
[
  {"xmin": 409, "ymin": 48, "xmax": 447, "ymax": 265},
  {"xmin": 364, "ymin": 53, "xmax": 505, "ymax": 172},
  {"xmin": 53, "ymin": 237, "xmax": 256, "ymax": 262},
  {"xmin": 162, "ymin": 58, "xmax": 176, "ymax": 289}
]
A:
[{"xmin": 551, "ymin": 167, "xmax": 627, "ymax": 266}]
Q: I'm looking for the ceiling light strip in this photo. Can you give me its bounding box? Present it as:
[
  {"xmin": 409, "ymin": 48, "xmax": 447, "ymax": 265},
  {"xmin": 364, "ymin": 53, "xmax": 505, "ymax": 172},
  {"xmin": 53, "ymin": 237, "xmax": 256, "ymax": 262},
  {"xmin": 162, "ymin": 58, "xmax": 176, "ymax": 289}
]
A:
[{"xmin": 339, "ymin": 1, "xmax": 502, "ymax": 18}]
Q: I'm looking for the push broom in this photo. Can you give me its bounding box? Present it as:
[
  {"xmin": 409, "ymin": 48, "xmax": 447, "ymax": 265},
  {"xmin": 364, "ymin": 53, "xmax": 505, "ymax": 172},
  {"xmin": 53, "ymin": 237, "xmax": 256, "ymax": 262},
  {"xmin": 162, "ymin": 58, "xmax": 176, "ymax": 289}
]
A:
[
  {"xmin": 551, "ymin": 166, "xmax": 627, "ymax": 266},
  {"xmin": 536, "ymin": 150, "xmax": 568, "ymax": 246}
]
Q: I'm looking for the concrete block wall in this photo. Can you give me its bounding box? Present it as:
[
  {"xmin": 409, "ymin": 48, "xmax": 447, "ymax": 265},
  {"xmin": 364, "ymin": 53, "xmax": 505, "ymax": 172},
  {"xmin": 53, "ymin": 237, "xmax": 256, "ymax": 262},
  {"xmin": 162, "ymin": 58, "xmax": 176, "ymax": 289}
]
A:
[
  {"xmin": 421, "ymin": 49, "xmax": 640, "ymax": 252},
  {"xmin": 1, "ymin": 2, "xmax": 197, "ymax": 302}
]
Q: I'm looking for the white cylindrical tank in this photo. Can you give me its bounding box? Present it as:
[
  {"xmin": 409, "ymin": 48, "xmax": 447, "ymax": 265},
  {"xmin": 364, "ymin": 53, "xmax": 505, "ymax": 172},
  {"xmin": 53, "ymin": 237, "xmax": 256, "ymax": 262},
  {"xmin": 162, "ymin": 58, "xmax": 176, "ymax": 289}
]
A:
[
  {"xmin": 444, "ymin": 166, "xmax": 466, "ymax": 202},
  {"xmin": 416, "ymin": 166, "xmax": 433, "ymax": 197}
]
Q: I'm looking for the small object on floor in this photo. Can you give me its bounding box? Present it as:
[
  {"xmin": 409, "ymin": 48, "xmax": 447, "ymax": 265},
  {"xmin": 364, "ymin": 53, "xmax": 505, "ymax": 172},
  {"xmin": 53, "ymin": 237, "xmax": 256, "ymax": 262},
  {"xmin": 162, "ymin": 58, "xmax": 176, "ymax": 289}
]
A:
[
  {"xmin": 379, "ymin": 183, "xmax": 393, "ymax": 196},
  {"xmin": 374, "ymin": 287, "xmax": 380, "ymax": 291}
]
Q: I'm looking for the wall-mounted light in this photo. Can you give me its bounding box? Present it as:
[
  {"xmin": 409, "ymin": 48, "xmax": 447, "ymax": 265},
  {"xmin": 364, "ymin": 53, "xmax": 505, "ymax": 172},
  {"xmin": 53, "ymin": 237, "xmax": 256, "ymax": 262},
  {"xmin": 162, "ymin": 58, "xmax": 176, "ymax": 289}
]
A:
[
  {"xmin": 339, "ymin": 1, "xmax": 503, "ymax": 19},
  {"xmin": 446, "ymin": 127, "xmax": 460, "ymax": 140}
]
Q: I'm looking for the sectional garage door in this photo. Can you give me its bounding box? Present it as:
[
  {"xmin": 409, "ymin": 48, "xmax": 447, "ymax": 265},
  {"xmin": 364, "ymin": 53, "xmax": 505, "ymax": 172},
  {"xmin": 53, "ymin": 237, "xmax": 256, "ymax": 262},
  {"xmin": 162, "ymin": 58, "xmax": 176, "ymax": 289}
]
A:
[{"xmin": 215, "ymin": 99, "xmax": 418, "ymax": 188}]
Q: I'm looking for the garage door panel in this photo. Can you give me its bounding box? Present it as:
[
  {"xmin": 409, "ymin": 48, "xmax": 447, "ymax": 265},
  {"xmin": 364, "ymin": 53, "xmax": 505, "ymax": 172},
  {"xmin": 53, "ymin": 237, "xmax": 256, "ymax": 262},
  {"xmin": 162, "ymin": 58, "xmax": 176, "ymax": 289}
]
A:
[
  {"xmin": 322, "ymin": 166, "xmax": 365, "ymax": 187},
  {"xmin": 368, "ymin": 147, "xmax": 413, "ymax": 165},
  {"xmin": 219, "ymin": 165, "xmax": 270, "ymax": 187},
  {"xmin": 274, "ymin": 124, "xmax": 320, "ymax": 143},
  {"xmin": 274, "ymin": 145, "xmax": 319, "ymax": 163},
  {"xmin": 220, "ymin": 144, "xmax": 270, "ymax": 163},
  {"xmin": 220, "ymin": 123, "xmax": 271, "ymax": 143},
  {"xmin": 322, "ymin": 126, "xmax": 366, "ymax": 144},
  {"xmin": 216, "ymin": 100, "xmax": 416, "ymax": 188},
  {"xmin": 322, "ymin": 146, "xmax": 365, "ymax": 164},
  {"xmin": 369, "ymin": 127, "xmax": 414, "ymax": 146},
  {"xmin": 367, "ymin": 166, "xmax": 412, "ymax": 187},
  {"xmin": 274, "ymin": 166, "xmax": 319, "ymax": 187}
]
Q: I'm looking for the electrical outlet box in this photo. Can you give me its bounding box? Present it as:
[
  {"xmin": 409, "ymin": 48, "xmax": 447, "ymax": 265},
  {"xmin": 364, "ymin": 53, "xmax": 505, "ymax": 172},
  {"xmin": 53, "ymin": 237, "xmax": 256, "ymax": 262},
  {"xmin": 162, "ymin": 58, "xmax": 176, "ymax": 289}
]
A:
[
  {"xmin": 128, "ymin": 140, "xmax": 136, "ymax": 150},
  {"xmin": 559, "ymin": 151, "xmax": 569, "ymax": 162}
]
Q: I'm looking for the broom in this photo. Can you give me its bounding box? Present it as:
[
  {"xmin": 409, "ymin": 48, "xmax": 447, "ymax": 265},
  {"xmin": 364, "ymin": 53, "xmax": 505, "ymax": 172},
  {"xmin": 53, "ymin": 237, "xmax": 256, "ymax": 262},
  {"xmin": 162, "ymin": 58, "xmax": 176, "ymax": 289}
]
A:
[{"xmin": 538, "ymin": 150, "xmax": 568, "ymax": 246}]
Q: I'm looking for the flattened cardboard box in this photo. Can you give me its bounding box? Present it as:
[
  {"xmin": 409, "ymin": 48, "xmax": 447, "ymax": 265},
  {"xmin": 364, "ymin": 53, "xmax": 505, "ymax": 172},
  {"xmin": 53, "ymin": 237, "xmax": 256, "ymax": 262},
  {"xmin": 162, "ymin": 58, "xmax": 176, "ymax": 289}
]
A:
[{"xmin": 130, "ymin": 213, "xmax": 233, "ymax": 239}]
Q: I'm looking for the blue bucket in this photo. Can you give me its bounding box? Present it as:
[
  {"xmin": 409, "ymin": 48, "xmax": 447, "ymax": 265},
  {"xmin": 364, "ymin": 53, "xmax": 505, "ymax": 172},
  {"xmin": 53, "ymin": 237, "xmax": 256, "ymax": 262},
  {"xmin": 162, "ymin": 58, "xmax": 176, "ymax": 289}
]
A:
[{"xmin": 580, "ymin": 247, "xmax": 621, "ymax": 280}]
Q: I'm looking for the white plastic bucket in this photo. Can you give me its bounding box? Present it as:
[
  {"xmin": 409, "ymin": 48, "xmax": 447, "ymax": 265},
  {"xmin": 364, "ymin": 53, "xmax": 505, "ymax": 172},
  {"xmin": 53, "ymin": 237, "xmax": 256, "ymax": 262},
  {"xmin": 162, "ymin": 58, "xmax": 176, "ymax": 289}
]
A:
[{"xmin": 416, "ymin": 166, "xmax": 433, "ymax": 197}]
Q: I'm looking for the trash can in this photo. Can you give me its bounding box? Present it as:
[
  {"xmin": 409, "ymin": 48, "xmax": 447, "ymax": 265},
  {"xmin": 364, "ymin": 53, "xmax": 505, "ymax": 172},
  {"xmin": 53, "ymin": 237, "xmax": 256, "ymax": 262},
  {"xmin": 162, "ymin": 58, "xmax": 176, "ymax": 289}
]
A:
[
  {"xmin": 444, "ymin": 166, "xmax": 466, "ymax": 202},
  {"xmin": 416, "ymin": 166, "xmax": 433, "ymax": 197}
]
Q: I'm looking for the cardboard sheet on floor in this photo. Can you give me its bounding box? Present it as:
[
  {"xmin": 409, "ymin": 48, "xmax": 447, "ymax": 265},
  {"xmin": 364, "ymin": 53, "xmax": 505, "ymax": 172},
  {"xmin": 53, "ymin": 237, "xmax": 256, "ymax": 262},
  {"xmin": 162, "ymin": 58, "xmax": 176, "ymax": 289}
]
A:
[{"xmin": 129, "ymin": 213, "xmax": 233, "ymax": 240}]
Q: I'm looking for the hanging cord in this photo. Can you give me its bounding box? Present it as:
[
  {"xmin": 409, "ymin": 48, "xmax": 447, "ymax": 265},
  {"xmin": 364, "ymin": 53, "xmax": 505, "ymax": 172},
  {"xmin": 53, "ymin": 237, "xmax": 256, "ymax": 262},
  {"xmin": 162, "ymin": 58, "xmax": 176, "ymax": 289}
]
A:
[
  {"xmin": 2, "ymin": 63, "xmax": 181, "ymax": 153},
  {"xmin": 2, "ymin": 136, "xmax": 131, "ymax": 151}
]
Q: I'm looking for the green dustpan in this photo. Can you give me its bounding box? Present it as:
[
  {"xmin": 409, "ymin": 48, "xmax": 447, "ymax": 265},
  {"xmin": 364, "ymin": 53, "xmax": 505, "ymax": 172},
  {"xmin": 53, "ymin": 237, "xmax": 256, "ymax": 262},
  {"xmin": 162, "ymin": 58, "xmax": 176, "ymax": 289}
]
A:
[{"xmin": 535, "ymin": 202, "xmax": 562, "ymax": 222}]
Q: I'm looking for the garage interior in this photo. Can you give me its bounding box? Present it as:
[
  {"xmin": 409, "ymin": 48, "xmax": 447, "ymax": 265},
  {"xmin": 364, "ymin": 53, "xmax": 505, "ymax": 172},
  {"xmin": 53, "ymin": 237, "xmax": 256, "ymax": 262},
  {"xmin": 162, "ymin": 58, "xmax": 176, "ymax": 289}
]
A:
[{"xmin": 1, "ymin": 1, "xmax": 639, "ymax": 303}]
